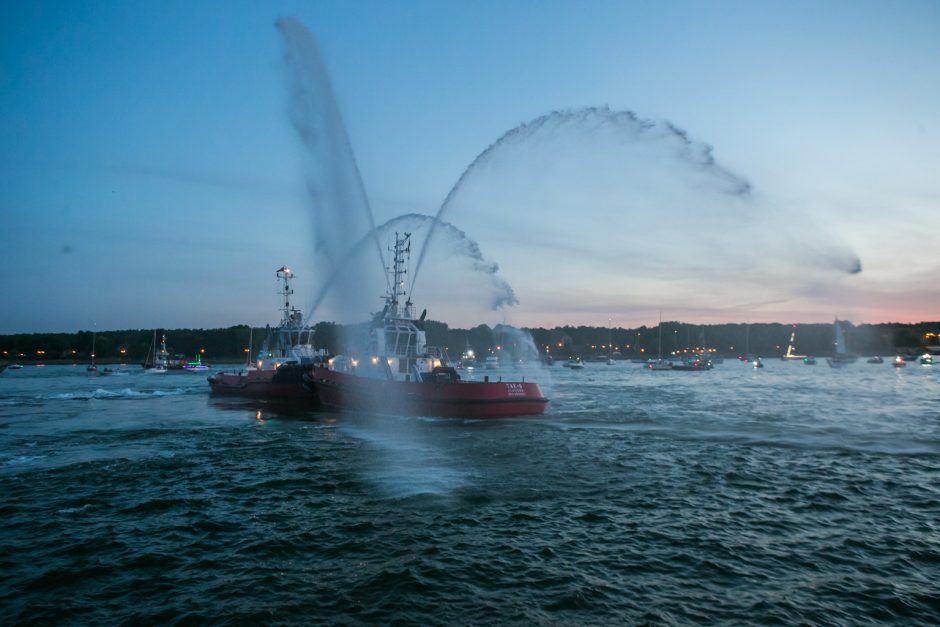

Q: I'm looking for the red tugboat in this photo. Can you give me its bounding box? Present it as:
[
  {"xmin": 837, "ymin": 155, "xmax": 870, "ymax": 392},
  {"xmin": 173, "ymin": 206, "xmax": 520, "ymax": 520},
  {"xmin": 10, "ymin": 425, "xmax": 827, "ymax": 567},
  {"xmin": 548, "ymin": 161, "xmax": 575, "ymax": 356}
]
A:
[
  {"xmin": 208, "ymin": 266, "xmax": 328, "ymax": 399},
  {"xmin": 305, "ymin": 233, "xmax": 548, "ymax": 418}
]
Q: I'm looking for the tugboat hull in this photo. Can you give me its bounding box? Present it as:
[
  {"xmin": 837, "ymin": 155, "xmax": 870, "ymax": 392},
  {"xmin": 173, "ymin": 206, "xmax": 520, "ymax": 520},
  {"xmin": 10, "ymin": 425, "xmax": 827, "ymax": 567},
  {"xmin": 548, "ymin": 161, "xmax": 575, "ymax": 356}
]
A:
[
  {"xmin": 208, "ymin": 364, "xmax": 317, "ymax": 401},
  {"xmin": 307, "ymin": 368, "xmax": 548, "ymax": 418}
]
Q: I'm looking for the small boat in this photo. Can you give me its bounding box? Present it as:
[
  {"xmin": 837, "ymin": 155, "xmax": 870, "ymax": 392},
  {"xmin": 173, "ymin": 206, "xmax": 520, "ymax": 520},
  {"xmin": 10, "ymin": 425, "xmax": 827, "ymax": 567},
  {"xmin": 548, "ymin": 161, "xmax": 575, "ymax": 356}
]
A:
[
  {"xmin": 921, "ymin": 354, "xmax": 935, "ymax": 366},
  {"xmin": 672, "ymin": 358, "xmax": 712, "ymax": 371},
  {"xmin": 99, "ymin": 367, "xmax": 114, "ymax": 376},
  {"xmin": 208, "ymin": 266, "xmax": 327, "ymax": 399},
  {"xmin": 7, "ymin": 364, "xmax": 23, "ymax": 370},
  {"xmin": 892, "ymin": 356, "xmax": 906, "ymax": 368},
  {"xmin": 484, "ymin": 355, "xmax": 499, "ymax": 370},
  {"xmin": 305, "ymin": 233, "xmax": 548, "ymax": 418},
  {"xmin": 781, "ymin": 325, "xmax": 806, "ymax": 361},
  {"xmin": 87, "ymin": 327, "xmax": 98, "ymax": 372},
  {"xmin": 867, "ymin": 356, "xmax": 884, "ymax": 364},
  {"xmin": 826, "ymin": 318, "xmax": 858, "ymax": 368},
  {"xmin": 646, "ymin": 312, "xmax": 671, "ymax": 370},
  {"xmin": 803, "ymin": 356, "xmax": 817, "ymax": 365},
  {"xmin": 143, "ymin": 331, "xmax": 169, "ymax": 374},
  {"xmin": 672, "ymin": 360, "xmax": 711, "ymax": 371},
  {"xmin": 182, "ymin": 354, "xmax": 211, "ymax": 371},
  {"xmin": 753, "ymin": 357, "xmax": 764, "ymax": 369},
  {"xmin": 459, "ymin": 344, "xmax": 478, "ymax": 369},
  {"xmin": 606, "ymin": 321, "xmax": 615, "ymax": 365},
  {"xmin": 563, "ymin": 357, "xmax": 586, "ymax": 369}
]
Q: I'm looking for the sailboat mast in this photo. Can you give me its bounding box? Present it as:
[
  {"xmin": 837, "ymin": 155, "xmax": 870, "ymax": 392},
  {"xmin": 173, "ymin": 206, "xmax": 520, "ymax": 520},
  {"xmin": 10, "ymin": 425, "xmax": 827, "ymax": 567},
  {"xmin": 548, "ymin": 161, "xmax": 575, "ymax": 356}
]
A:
[
  {"xmin": 606, "ymin": 318, "xmax": 615, "ymax": 364},
  {"xmin": 658, "ymin": 312, "xmax": 663, "ymax": 360},
  {"xmin": 246, "ymin": 326, "xmax": 253, "ymax": 369}
]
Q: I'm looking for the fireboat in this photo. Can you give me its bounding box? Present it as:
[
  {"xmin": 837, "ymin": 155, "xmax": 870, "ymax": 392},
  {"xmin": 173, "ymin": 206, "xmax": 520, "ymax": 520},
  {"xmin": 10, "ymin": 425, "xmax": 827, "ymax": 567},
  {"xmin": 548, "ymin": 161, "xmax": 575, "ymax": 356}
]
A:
[
  {"xmin": 305, "ymin": 233, "xmax": 549, "ymax": 418},
  {"xmin": 208, "ymin": 266, "xmax": 328, "ymax": 399}
]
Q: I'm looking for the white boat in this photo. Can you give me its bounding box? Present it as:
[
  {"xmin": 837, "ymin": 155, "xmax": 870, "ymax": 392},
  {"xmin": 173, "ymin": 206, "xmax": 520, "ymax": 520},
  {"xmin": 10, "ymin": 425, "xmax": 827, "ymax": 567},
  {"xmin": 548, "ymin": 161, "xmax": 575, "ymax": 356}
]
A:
[
  {"xmin": 753, "ymin": 357, "xmax": 764, "ymax": 369},
  {"xmin": 143, "ymin": 331, "xmax": 169, "ymax": 374},
  {"xmin": 87, "ymin": 326, "xmax": 98, "ymax": 372},
  {"xmin": 646, "ymin": 311, "xmax": 672, "ymax": 371},
  {"xmin": 484, "ymin": 355, "xmax": 499, "ymax": 369},
  {"xmin": 563, "ymin": 357, "xmax": 585, "ymax": 369},
  {"xmin": 892, "ymin": 356, "xmax": 906, "ymax": 368},
  {"xmin": 606, "ymin": 320, "xmax": 615, "ymax": 365},
  {"xmin": 826, "ymin": 318, "xmax": 858, "ymax": 368}
]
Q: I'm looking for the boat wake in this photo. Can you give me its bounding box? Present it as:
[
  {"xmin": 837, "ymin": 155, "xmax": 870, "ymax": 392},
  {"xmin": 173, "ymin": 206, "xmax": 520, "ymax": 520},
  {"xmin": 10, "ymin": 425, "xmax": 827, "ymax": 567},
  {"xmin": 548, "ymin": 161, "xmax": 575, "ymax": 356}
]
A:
[{"xmin": 40, "ymin": 388, "xmax": 190, "ymax": 401}]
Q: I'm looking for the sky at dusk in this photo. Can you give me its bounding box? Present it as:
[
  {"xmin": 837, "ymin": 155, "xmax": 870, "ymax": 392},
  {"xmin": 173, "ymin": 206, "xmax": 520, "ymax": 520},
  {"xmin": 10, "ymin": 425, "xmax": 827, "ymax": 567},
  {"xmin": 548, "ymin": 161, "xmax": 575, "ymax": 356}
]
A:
[{"xmin": 1, "ymin": 0, "xmax": 938, "ymax": 333}]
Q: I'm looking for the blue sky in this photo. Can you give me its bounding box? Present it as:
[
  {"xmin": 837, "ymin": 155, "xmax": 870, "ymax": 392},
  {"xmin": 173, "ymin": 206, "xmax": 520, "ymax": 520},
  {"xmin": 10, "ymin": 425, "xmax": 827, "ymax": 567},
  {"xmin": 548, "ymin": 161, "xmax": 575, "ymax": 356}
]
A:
[{"xmin": 1, "ymin": 0, "xmax": 938, "ymax": 333}]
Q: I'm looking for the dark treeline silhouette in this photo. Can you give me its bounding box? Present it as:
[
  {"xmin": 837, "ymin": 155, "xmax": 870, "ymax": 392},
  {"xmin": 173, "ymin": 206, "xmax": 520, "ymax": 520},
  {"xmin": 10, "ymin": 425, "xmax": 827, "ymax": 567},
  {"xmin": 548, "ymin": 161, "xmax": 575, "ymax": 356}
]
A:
[{"xmin": 2, "ymin": 321, "xmax": 938, "ymax": 364}]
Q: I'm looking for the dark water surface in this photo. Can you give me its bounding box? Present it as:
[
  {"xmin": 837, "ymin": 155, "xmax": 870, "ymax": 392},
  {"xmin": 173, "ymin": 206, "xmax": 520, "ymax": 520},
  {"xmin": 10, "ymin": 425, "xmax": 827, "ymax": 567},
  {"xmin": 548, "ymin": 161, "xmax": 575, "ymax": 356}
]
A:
[{"xmin": 2, "ymin": 362, "xmax": 938, "ymax": 624}]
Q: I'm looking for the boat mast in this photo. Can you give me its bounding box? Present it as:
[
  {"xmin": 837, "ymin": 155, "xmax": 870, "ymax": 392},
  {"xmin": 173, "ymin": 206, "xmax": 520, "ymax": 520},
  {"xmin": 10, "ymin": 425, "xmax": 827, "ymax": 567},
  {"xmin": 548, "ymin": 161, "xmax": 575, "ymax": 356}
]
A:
[
  {"xmin": 658, "ymin": 311, "xmax": 663, "ymax": 360},
  {"xmin": 276, "ymin": 266, "xmax": 296, "ymax": 346},
  {"xmin": 385, "ymin": 232, "xmax": 412, "ymax": 319},
  {"xmin": 608, "ymin": 319, "xmax": 612, "ymax": 360},
  {"xmin": 786, "ymin": 325, "xmax": 797, "ymax": 358},
  {"xmin": 245, "ymin": 326, "xmax": 253, "ymax": 369}
]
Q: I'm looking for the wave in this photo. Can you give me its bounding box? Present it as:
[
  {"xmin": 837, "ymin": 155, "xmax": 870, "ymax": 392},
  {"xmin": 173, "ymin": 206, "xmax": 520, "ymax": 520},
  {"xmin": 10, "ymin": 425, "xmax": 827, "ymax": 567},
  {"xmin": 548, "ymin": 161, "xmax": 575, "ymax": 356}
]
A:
[{"xmin": 39, "ymin": 388, "xmax": 190, "ymax": 401}]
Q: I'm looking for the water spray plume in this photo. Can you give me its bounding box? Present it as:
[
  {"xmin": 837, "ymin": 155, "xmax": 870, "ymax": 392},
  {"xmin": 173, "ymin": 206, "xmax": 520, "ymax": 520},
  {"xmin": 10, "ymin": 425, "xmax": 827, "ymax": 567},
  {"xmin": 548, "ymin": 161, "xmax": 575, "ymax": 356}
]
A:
[
  {"xmin": 308, "ymin": 213, "xmax": 517, "ymax": 321},
  {"xmin": 275, "ymin": 17, "xmax": 388, "ymax": 315},
  {"xmin": 413, "ymin": 106, "xmax": 754, "ymax": 287}
]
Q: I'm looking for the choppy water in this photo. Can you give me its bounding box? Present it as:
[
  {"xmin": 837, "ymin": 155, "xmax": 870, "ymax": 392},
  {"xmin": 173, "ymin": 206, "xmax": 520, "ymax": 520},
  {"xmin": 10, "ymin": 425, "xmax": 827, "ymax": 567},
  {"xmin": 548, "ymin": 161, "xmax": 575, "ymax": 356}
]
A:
[{"xmin": 1, "ymin": 361, "xmax": 938, "ymax": 624}]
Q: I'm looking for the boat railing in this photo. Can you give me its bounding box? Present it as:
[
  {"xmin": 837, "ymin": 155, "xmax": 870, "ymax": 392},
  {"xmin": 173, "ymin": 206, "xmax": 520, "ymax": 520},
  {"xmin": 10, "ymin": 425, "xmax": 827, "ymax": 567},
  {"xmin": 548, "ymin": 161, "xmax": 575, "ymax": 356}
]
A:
[{"xmin": 426, "ymin": 346, "xmax": 453, "ymax": 364}]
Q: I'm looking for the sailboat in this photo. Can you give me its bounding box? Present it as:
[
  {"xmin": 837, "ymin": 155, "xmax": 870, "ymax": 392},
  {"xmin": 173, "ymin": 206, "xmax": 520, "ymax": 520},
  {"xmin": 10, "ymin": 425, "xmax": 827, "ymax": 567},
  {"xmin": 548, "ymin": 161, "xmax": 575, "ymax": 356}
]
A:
[
  {"xmin": 606, "ymin": 320, "xmax": 615, "ymax": 365},
  {"xmin": 781, "ymin": 325, "xmax": 806, "ymax": 361},
  {"xmin": 647, "ymin": 313, "xmax": 672, "ymax": 370},
  {"xmin": 143, "ymin": 331, "xmax": 169, "ymax": 374},
  {"xmin": 86, "ymin": 327, "xmax": 97, "ymax": 372},
  {"xmin": 741, "ymin": 323, "xmax": 757, "ymax": 363},
  {"xmin": 827, "ymin": 318, "xmax": 858, "ymax": 368}
]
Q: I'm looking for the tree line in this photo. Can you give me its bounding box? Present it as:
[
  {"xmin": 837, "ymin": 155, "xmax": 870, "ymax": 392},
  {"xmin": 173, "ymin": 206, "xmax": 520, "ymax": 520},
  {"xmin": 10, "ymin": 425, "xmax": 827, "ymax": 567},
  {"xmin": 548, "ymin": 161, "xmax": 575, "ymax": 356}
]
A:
[{"xmin": 2, "ymin": 320, "xmax": 937, "ymax": 364}]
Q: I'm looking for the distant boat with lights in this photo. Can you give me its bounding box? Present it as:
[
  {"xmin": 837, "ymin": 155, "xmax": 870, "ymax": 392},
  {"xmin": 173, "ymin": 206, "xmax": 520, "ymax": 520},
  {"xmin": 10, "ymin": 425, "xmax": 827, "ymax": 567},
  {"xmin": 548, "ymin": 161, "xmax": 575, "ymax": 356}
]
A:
[
  {"xmin": 671, "ymin": 357, "xmax": 712, "ymax": 371},
  {"xmin": 781, "ymin": 326, "xmax": 807, "ymax": 361},
  {"xmin": 305, "ymin": 233, "xmax": 548, "ymax": 418},
  {"xmin": 646, "ymin": 312, "xmax": 672, "ymax": 370},
  {"xmin": 208, "ymin": 266, "xmax": 327, "ymax": 399},
  {"xmin": 87, "ymin": 328, "xmax": 98, "ymax": 372},
  {"xmin": 143, "ymin": 331, "xmax": 169, "ymax": 374}
]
